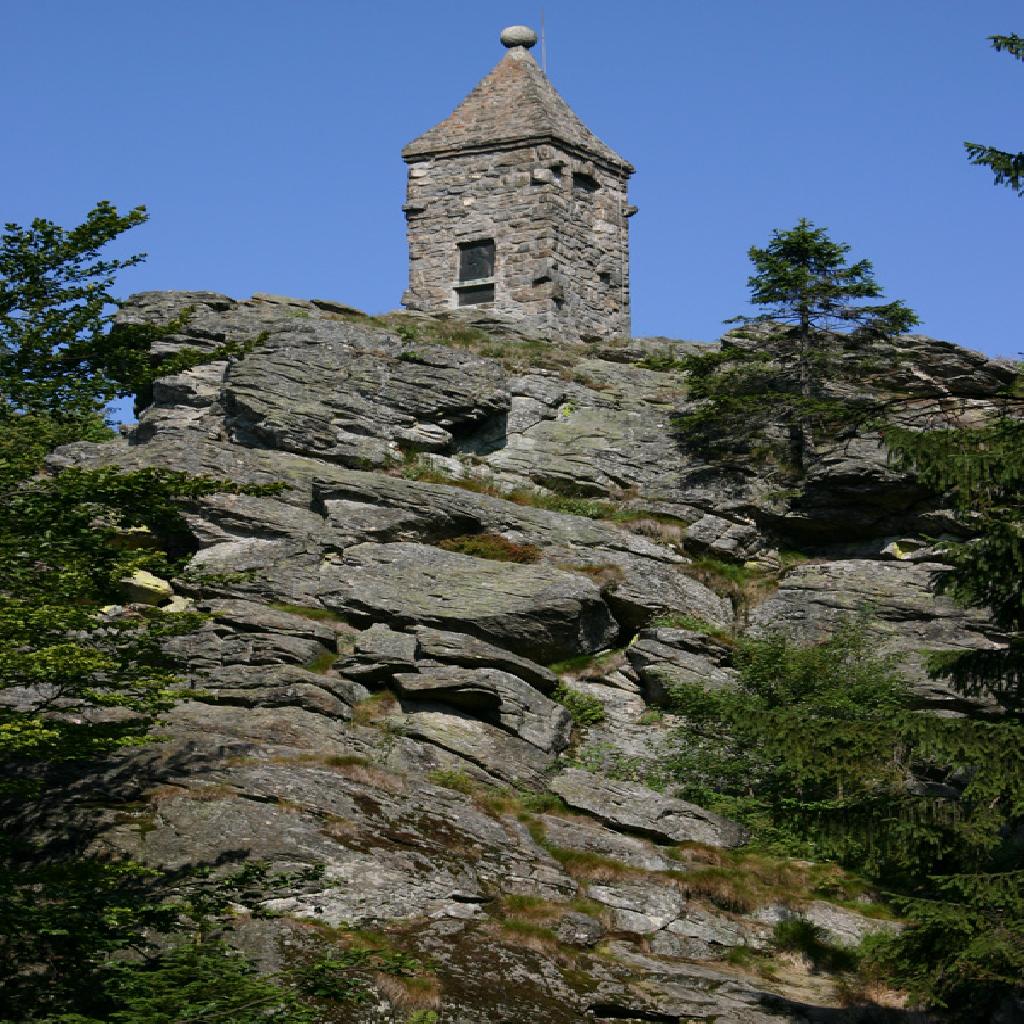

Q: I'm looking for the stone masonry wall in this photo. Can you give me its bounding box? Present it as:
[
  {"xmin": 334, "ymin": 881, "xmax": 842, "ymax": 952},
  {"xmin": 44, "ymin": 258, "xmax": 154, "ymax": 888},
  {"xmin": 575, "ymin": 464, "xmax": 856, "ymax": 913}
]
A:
[{"xmin": 402, "ymin": 143, "xmax": 631, "ymax": 342}]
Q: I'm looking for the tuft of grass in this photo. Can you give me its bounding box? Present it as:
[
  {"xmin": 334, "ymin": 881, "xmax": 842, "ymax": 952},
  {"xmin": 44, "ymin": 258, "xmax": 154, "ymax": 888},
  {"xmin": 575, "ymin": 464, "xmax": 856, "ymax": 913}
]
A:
[
  {"xmin": 683, "ymin": 555, "xmax": 780, "ymax": 611},
  {"xmin": 500, "ymin": 919, "xmax": 558, "ymax": 943},
  {"xmin": 436, "ymin": 532, "xmax": 541, "ymax": 563},
  {"xmin": 552, "ymin": 685, "xmax": 607, "ymax": 727},
  {"xmin": 405, "ymin": 1012, "xmax": 440, "ymax": 1024},
  {"xmin": 351, "ymin": 690, "xmax": 399, "ymax": 726},
  {"xmin": 270, "ymin": 602, "xmax": 349, "ymax": 623},
  {"xmin": 323, "ymin": 754, "xmax": 371, "ymax": 767},
  {"xmin": 304, "ymin": 650, "xmax": 338, "ymax": 674},
  {"xmin": 649, "ymin": 612, "xmax": 734, "ymax": 644},
  {"xmin": 779, "ymin": 548, "xmax": 815, "ymax": 570},
  {"xmin": 392, "ymin": 455, "xmax": 651, "ymax": 525},
  {"xmin": 427, "ymin": 768, "xmax": 477, "ymax": 794},
  {"xmin": 542, "ymin": 844, "xmax": 640, "ymax": 882},
  {"xmin": 637, "ymin": 354, "xmax": 690, "ymax": 373},
  {"xmin": 518, "ymin": 791, "xmax": 568, "ymax": 814},
  {"xmin": 500, "ymin": 894, "xmax": 558, "ymax": 919},
  {"xmin": 689, "ymin": 556, "xmax": 761, "ymax": 588},
  {"xmin": 725, "ymin": 944, "xmax": 779, "ymax": 978},
  {"xmin": 554, "ymin": 563, "xmax": 625, "ymax": 588},
  {"xmin": 548, "ymin": 648, "xmax": 625, "ymax": 677}
]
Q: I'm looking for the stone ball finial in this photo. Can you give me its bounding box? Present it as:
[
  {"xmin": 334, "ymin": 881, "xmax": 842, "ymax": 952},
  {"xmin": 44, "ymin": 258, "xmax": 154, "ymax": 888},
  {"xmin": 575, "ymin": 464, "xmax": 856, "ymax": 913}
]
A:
[{"xmin": 500, "ymin": 25, "xmax": 538, "ymax": 49}]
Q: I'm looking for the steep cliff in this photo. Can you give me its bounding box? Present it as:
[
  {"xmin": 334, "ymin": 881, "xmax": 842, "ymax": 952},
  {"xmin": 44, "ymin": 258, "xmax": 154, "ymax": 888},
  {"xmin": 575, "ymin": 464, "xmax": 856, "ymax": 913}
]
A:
[{"xmin": 44, "ymin": 291, "xmax": 1017, "ymax": 1022}]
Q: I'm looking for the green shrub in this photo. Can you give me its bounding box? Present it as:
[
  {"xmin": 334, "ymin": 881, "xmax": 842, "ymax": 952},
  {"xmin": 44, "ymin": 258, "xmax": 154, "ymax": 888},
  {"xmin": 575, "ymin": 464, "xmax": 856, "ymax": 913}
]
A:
[
  {"xmin": 427, "ymin": 768, "xmax": 476, "ymax": 794},
  {"xmin": 552, "ymin": 685, "xmax": 606, "ymax": 727}
]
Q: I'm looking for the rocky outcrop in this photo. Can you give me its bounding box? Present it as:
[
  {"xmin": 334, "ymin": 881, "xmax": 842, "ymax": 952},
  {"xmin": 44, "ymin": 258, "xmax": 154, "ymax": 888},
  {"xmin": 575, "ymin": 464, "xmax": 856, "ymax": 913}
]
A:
[
  {"xmin": 548, "ymin": 769, "xmax": 749, "ymax": 847},
  {"xmin": 320, "ymin": 541, "xmax": 619, "ymax": 662},
  {"xmin": 35, "ymin": 289, "xmax": 1018, "ymax": 1022}
]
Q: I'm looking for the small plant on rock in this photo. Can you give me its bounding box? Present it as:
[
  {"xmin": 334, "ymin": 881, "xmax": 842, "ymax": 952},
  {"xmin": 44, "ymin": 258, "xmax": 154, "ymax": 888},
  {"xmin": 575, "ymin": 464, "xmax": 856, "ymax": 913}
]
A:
[
  {"xmin": 436, "ymin": 532, "xmax": 541, "ymax": 563},
  {"xmin": 552, "ymin": 685, "xmax": 606, "ymax": 727}
]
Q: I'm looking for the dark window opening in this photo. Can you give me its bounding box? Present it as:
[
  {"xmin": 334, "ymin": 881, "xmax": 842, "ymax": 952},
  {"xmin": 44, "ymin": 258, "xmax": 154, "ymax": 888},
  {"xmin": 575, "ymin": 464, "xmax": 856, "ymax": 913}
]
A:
[
  {"xmin": 457, "ymin": 283, "xmax": 494, "ymax": 306},
  {"xmin": 458, "ymin": 238, "xmax": 495, "ymax": 281},
  {"xmin": 599, "ymin": 272, "xmax": 612, "ymax": 285},
  {"xmin": 572, "ymin": 171, "xmax": 600, "ymax": 194}
]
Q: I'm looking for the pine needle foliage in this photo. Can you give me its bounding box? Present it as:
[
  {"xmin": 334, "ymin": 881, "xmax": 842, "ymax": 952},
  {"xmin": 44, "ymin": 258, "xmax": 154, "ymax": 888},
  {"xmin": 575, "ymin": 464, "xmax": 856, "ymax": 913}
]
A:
[
  {"xmin": 675, "ymin": 220, "xmax": 918, "ymax": 472},
  {"xmin": 964, "ymin": 35, "xmax": 1024, "ymax": 196},
  {"xmin": 663, "ymin": 620, "xmax": 1024, "ymax": 1017},
  {"xmin": 887, "ymin": 417, "xmax": 1024, "ymax": 711}
]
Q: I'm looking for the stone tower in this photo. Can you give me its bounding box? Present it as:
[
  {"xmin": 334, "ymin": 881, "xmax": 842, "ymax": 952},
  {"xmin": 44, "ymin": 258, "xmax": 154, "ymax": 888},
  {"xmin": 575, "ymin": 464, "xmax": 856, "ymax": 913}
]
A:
[{"xmin": 401, "ymin": 25, "xmax": 636, "ymax": 341}]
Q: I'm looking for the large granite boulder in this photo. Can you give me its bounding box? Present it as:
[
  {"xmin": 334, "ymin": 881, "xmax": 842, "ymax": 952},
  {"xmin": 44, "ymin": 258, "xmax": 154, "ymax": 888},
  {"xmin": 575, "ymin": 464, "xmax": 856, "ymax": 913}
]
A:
[{"xmin": 319, "ymin": 541, "xmax": 621, "ymax": 663}]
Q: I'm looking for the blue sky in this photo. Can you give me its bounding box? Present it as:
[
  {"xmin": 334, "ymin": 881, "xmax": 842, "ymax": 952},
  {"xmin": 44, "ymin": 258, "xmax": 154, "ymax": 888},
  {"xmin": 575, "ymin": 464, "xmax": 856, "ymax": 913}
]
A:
[{"xmin": 3, "ymin": 0, "xmax": 1022, "ymax": 357}]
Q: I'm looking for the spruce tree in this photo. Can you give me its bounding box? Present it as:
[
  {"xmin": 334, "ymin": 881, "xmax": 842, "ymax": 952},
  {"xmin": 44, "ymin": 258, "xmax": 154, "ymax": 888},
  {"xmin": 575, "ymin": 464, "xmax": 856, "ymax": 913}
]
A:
[
  {"xmin": 677, "ymin": 220, "xmax": 918, "ymax": 472},
  {"xmin": 887, "ymin": 417, "xmax": 1024, "ymax": 711},
  {"xmin": 964, "ymin": 34, "xmax": 1024, "ymax": 195}
]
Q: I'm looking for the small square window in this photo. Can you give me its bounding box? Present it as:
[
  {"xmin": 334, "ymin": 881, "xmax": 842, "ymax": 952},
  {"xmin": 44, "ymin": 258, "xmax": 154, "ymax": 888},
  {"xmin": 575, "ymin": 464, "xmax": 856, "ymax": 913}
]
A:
[
  {"xmin": 572, "ymin": 172, "xmax": 600, "ymax": 194},
  {"xmin": 459, "ymin": 239, "xmax": 495, "ymax": 281}
]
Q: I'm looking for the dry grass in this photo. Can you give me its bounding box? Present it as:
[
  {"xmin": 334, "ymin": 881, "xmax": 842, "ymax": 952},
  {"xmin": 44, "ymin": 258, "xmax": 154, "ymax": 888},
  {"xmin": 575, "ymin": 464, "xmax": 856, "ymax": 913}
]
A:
[
  {"xmin": 541, "ymin": 844, "xmax": 648, "ymax": 883},
  {"xmin": 374, "ymin": 972, "xmax": 442, "ymax": 1012},
  {"xmin": 351, "ymin": 690, "xmax": 400, "ymax": 725},
  {"xmin": 547, "ymin": 648, "xmax": 627, "ymax": 680},
  {"xmin": 394, "ymin": 456, "xmax": 640, "ymax": 523},
  {"xmin": 497, "ymin": 893, "xmax": 565, "ymax": 923},
  {"xmin": 267, "ymin": 751, "xmax": 406, "ymax": 793},
  {"xmin": 330, "ymin": 760, "xmax": 406, "ymax": 794},
  {"xmin": 625, "ymin": 517, "xmax": 687, "ymax": 548},
  {"xmin": 554, "ymin": 563, "xmax": 626, "ymax": 589},
  {"xmin": 668, "ymin": 845, "xmax": 858, "ymax": 915},
  {"xmin": 424, "ymin": 773, "xmax": 574, "ymax": 824},
  {"xmin": 491, "ymin": 917, "xmax": 560, "ymax": 952},
  {"xmin": 437, "ymin": 532, "xmax": 541, "ymax": 563}
]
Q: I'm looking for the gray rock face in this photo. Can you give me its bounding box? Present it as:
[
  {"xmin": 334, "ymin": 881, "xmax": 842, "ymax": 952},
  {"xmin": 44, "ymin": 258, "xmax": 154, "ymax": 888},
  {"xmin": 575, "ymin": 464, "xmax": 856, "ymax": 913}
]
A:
[
  {"xmin": 626, "ymin": 627, "xmax": 737, "ymax": 703},
  {"xmin": 227, "ymin": 333, "xmax": 509, "ymax": 468},
  {"xmin": 538, "ymin": 814, "xmax": 677, "ymax": 872},
  {"xmin": 413, "ymin": 626, "xmax": 558, "ymax": 691},
  {"xmin": 549, "ymin": 769, "xmax": 749, "ymax": 847},
  {"xmin": 320, "ymin": 541, "xmax": 620, "ymax": 662},
  {"xmin": 556, "ymin": 911, "xmax": 604, "ymax": 947},
  {"xmin": 393, "ymin": 665, "xmax": 571, "ymax": 752},
  {"xmin": 801, "ymin": 901, "xmax": 903, "ymax": 948},
  {"xmin": 391, "ymin": 706, "xmax": 557, "ymax": 788},
  {"xmin": 33, "ymin": 291, "xmax": 1018, "ymax": 1021}
]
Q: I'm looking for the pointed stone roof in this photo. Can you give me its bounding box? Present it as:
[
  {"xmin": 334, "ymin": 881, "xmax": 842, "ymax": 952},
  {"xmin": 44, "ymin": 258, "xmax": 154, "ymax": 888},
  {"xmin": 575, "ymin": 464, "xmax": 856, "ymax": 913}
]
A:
[{"xmin": 402, "ymin": 44, "xmax": 633, "ymax": 173}]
